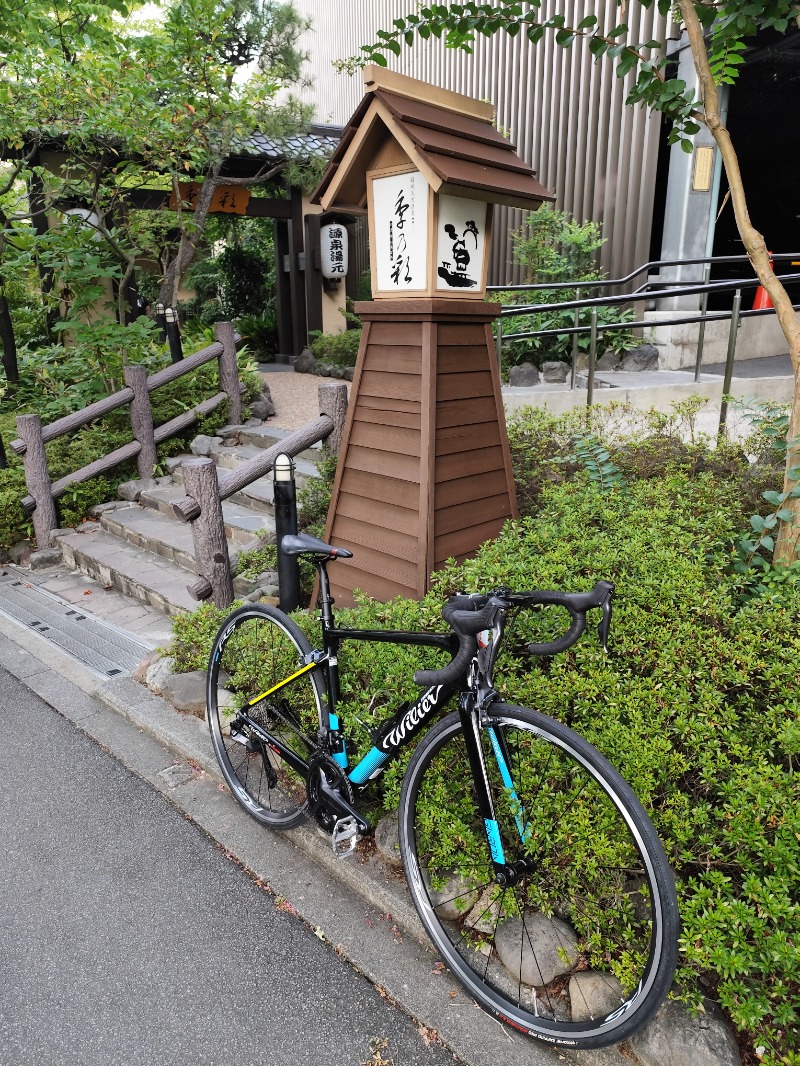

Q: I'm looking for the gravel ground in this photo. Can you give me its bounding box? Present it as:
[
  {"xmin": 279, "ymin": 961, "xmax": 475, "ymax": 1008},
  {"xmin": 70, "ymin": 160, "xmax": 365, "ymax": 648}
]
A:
[{"xmin": 261, "ymin": 369, "xmax": 351, "ymax": 431}]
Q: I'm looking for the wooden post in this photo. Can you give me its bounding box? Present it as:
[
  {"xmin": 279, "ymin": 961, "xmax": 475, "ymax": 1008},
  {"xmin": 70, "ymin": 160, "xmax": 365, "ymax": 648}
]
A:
[
  {"xmin": 124, "ymin": 364, "xmax": 157, "ymax": 480},
  {"xmin": 214, "ymin": 320, "xmax": 241, "ymax": 425},
  {"xmin": 16, "ymin": 413, "xmax": 57, "ymax": 548},
  {"xmin": 181, "ymin": 457, "xmax": 233, "ymax": 608},
  {"xmin": 318, "ymin": 382, "xmax": 348, "ymax": 456}
]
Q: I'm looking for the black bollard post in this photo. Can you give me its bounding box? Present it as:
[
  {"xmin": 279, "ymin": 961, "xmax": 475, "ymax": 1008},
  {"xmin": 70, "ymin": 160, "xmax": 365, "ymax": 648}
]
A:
[
  {"xmin": 165, "ymin": 307, "xmax": 184, "ymax": 363},
  {"xmin": 274, "ymin": 453, "xmax": 300, "ymax": 612}
]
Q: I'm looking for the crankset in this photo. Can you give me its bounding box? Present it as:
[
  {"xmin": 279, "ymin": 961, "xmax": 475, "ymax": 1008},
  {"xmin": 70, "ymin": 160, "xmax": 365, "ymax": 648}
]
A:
[{"xmin": 306, "ymin": 752, "xmax": 355, "ymax": 831}]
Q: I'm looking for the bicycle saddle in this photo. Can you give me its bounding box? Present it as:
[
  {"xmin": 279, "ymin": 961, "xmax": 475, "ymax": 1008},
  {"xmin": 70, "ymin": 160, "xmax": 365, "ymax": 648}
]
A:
[{"xmin": 280, "ymin": 533, "xmax": 353, "ymax": 559}]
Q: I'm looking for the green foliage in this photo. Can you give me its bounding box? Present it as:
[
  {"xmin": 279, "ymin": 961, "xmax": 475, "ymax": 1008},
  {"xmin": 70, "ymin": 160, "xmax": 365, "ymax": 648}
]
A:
[
  {"xmin": 499, "ymin": 207, "xmax": 633, "ymax": 369},
  {"xmin": 308, "ymin": 327, "xmax": 362, "ymax": 368},
  {"xmin": 171, "ymin": 600, "xmax": 233, "ymax": 673},
  {"xmin": 235, "ymin": 540, "xmax": 278, "ymax": 579},
  {"xmin": 556, "ymin": 432, "xmax": 625, "ymax": 492},
  {"xmin": 511, "ymin": 205, "xmax": 605, "ymax": 284}
]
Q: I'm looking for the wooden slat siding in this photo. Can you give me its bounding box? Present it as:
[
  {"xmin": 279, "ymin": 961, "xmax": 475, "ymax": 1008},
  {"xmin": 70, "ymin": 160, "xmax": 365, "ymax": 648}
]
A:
[
  {"xmin": 435, "ymin": 494, "xmax": 513, "ymax": 537},
  {"xmin": 419, "ymin": 319, "xmax": 437, "ymax": 595},
  {"xmin": 436, "ymin": 446, "xmax": 505, "ymax": 483},
  {"xmin": 436, "ymin": 396, "xmax": 498, "ymax": 428},
  {"xmin": 330, "ymin": 564, "xmax": 415, "ymax": 605},
  {"xmin": 331, "ymin": 538, "xmax": 418, "ymax": 588},
  {"xmin": 483, "ymin": 319, "xmax": 519, "ymax": 520},
  {"xmin": 334, "ymin": 514, "xmax": 419, "ymax": 564},
  {"xmin": 356, "ymin": 407, "xmax": 420, "ymax": 430},
  {"xmin": 340, "ymin": 467, "xmax": 420, "ymax": 510},
  {"xmin": 347, "ymin": 444, "xmax": 420, "ymax": 483},
  {"xmin": 438, "ymin": 347, "xmax": 492, "ymax": 374},
  {"xmin": 435, "ymin": 516, "xmax": 509, "ymax": 567},
  {"xmin": 363, "ymin": 345, "xmax": 422, "ymax": 372},
  {"xmin": 437, "ymin": 371, "xmax": 494, "ymax": 402},
  {"xmin": 349, "ymin": 420, "xmax": 422, "ymax": 458},
  {"xmin": 436, "ymin": 470, "xmax": 505, "ymax": 509},
  {"xmin": 359, "ymin": 370, "xmax": 421, "ymax": 403},
  {"xmin": 337, "ymin": 492, "xmax": 420, "ymax": 537},
  {"xmin": 437, "ymin": 323, "xmax": 493, "ymax": 346},
  {"xmin": 368, "ymin": 320, "xmax": 424, "ymax": 345},
  {"xmin": 436, "ymin": 421, "xmax": 501, "ymax": 455},
  {"xmin": 358, "ymin": 394, "xmax": 421, "ymax": 416}
]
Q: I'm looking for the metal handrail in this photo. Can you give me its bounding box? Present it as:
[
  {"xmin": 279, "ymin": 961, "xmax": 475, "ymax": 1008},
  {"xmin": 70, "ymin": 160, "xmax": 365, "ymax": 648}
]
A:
[{"xmin": 487, "ymin": 252, "xmax": 800, "ymax": 295}]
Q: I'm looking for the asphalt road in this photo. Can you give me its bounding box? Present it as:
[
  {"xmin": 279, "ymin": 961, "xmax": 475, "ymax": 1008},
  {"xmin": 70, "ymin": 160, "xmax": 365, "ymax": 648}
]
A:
[{"xmin": 0, "ymin": 668, "xmax": 457, "ymax": 1066}]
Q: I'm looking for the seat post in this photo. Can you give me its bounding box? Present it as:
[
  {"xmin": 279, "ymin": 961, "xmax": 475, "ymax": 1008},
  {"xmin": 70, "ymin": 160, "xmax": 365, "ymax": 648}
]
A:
[{"xmin": 316, "ymin": 559, "xmax": 335, "ymax": 628}]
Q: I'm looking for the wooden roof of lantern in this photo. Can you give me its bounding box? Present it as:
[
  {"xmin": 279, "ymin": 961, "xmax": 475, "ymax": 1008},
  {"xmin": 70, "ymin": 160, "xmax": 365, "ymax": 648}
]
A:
[{"xmin": 311, "ymin": 66, "xmax": 554, "ymax": 213}]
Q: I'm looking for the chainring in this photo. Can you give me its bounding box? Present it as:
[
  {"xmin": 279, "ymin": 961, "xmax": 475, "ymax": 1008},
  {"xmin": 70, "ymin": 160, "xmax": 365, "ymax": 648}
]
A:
[{"xmin": 306, "ymin": 751, "xmax": 354, "ymax": 831}]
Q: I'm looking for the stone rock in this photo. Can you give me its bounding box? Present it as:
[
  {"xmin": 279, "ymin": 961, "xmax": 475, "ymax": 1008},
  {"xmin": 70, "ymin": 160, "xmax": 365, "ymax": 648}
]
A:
[
  {"xmin": 318, "ymin": 364, "xmax": 332, "ymax": 377},
  {"xmin": 118, "ymin": 478, "xmax": 159, "ymax": 502},
  {"xmin": 216, "ymin": 424, "xmax": 245, "ymax": 440},
  {"xmin": 145, "ymin": 655, "xmax": 176, "ymax": 694},
  {"xmin": 330, "ymin": 366, "xmax": 344, "ymax": 379},
  {"xmin": 621, "ymin": 344, "xmax": 659, "ymax": 372},
  {"xmin": 244, "ymin": 417, "xmax": 262, "ymax": 427},
  {"xmin": 8, "ymin": 542, "xmax": 31, "ymax": 566},
  {"xmin": 508, "ymin": 361, "xmax": 540, "ymax": 387},
  {"xmin": 189, "ymin": 434, "xmax": 215, "ymax": 457},
  {"xmin": 165, "ymin": 456, "xmax": 186, "ymax": 473},
  {"xmin": 575, "ymin": 373, "xmax": 613, "ymax": 389},
  {"xmin": 249, "ymin": 399, "xmax": 275, "ymax": 420},
  {"xmin": 629, "ymin": 998, "xmax": 742, "ymax": 1066},
  {"xmin": 568, "ymin": 971, "xmax": 625, "ymax": 1022},
  {"xmin": 465, "ymin": 887, "xmax": 501, "ymax": 934},
  {"xmin": 374, "ymin": 813, "xmax": 402, "ymax": 867},
  {"xmin": 541, "ymin": 360, "xmax": 570, "ymax": 383},
  {"xmin": 596, "ymin": 350, "xmax": 621, "ymax": 370},
  {"xmin": 160, "ymin": 670, "xmax": 208, "ymax": 717},
  {"xmin": 29, "ymin": 548, "xmax": 63, "ymax": 570},
  {"xmin": 294, "ymin": 348, "xmax": 316, "ymax": 374},
  {"xmin": 494, "ymin": 911, "xmax": 579, "ymax": 986},
  {"xmin": 87, "ymin": 501, "xmax": 122, "ymax": 517},
  {"xmin": 428, "ymin": 872, "xmax": 479, "ymax": 921},
  {"xmin": 49, "ymin": 527, "xmax": 75, "ymax": 544},
  {"xmin": 259, "ymin": 383, "xmax": 273, "ymax": 403},
  {"xmin": 343, "ymin": 367, "xmax": 355, "ymax": 381},
  {"xmin": 133, "ymin": 649, "xmax": 162, "ymax": 685}
]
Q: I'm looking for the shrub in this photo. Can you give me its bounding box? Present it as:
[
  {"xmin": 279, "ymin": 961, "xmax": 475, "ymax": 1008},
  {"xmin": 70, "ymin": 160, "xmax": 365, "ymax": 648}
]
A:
[{"xmin": 308, "ymin": 327, "xmax": 362, "ymax": 368}]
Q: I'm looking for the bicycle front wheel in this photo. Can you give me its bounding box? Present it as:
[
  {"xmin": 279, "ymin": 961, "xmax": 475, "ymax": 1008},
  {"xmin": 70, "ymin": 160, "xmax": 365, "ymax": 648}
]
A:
[
  {"xmin": 207, "ymin": 604, "xmax": 324, "ymax": 830},
  {"xmin": 399, "ymin": 704, "xmax": 678, "ymax": 1049}
]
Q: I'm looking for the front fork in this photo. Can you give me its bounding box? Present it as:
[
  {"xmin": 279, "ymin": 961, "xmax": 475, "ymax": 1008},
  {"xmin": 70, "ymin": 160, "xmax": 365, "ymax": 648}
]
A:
[{"xmin": 458, "ymin": 695, "xmax": 528, "ymax": 889}]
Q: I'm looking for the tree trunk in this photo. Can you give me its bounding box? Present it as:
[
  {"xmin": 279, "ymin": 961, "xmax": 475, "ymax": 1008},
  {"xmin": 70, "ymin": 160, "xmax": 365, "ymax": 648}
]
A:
[
  {"xmin": 157, "ymin": 171, "xmax": 221, "ymax": 309},
  {"xmin": 679, "ymin": 0, "xmax": 800, "ymax": 562},
  {"xmin": 0, "ymin": 289, "xmax": 19, "ymax": 385}
]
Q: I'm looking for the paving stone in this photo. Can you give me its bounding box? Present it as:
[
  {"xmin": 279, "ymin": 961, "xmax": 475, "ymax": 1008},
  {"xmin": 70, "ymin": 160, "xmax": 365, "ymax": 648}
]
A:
[{"xmin": 30, "ymin": 548, "xmax": 63, "ymax": 570}]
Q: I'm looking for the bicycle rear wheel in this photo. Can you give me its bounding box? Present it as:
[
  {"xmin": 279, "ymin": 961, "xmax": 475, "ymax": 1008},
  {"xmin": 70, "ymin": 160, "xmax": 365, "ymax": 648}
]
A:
[
  {"xmin": 399, "ymin": 703, "xmax": 678, "ymax": 1048},
  {"xmin": 207, "ymin": 604, "xmax": 324, "ymax": 830}
]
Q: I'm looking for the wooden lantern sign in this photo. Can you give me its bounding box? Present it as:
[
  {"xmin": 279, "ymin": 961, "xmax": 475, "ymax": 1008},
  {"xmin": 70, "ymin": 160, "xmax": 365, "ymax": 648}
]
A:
[{"xmin": 311, "ymin": 66, "xmax": 553, "ymax": 606}]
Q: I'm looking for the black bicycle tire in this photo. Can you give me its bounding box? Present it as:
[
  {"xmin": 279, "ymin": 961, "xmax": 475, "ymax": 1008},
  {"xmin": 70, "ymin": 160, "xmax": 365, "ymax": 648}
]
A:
[
  {"xmin": 207, "ymin": 603, "xmax": 324, "ymax": 830},
  {"xmin": 399, "ymin": 703, "xmax": 679, "ymax": 1049}
]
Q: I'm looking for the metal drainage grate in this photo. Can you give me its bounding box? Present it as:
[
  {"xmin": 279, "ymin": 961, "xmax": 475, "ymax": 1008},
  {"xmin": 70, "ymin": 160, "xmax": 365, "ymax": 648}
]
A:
[{"xmin": 0, "ymin": 574, "xmax": 152, "ymax": 678}]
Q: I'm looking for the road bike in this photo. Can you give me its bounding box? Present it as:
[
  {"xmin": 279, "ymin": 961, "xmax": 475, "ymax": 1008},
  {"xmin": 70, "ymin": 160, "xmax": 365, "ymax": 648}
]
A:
[{"xmin": 206, "ymin": 532, "xmax": 679, "ymax": 1049}]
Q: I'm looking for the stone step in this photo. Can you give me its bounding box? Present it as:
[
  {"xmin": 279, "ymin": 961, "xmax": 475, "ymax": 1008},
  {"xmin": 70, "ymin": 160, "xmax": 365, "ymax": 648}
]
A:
[
  {"xmin": 209, "ymin": 442, "xmax": 321, "ymax": 483},
  {"xmin": 98, "ymin": 503, "xmax": 259, "ymax": 577},
  {"xmin": 57, "ymin": 526, "xmax": 200, "ymax": 615},
  {"xmin": 137, "ymin": 483, "xmax": 277, "ymax": 542},
  {"xmin": 235, "ymin": 423, "xmax": 325, "ymax": 461}
]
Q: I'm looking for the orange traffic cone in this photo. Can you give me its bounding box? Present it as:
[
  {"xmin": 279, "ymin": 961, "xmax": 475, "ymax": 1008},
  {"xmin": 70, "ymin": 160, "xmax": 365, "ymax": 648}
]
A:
[{"xmin": 753, "ymin": 253, "xmax": 774, "ymax": 310}]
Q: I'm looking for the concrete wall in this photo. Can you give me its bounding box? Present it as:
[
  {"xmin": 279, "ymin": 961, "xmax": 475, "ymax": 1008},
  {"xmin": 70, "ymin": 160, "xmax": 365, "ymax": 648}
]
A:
[{"xmin": 644, "ymin": 312, "xmax": 788, "ymax": 369}]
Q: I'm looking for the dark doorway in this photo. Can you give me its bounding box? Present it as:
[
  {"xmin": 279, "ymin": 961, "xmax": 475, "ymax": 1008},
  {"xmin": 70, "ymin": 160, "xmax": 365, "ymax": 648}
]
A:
[{"xmin": 711, "ymin": 30, "xmax": 800, "ymax": 307}]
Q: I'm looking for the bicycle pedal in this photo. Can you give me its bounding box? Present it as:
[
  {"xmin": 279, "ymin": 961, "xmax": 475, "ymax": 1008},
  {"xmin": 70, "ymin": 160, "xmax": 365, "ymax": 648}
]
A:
[{"xmin": 331, "ymin": 816, "xmax": 359, "ymax": 857}]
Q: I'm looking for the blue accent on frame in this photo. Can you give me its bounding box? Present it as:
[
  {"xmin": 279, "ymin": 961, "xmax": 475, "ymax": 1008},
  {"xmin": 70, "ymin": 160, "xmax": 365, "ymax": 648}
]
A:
[
  {"xmin": 487, "ymin": 726, "xmax": 528, "ymax": 844},
  {"xmin": 348, "ymin": 746, "xmax": 389, "ymax": 786},
  {"xmin": 329, "ymin": 713, "xmax": 348, "ymax": 769},
  {"xmin": 484, "ymin": 818, "xmax": 505, "ymax": 864}
]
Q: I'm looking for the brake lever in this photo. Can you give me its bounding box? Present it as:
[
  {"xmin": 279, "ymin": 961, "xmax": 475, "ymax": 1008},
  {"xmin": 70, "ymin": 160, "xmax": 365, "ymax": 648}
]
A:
[{"xmin": 597, "ymin": 584, "xmax": 614, "ymax": 653}]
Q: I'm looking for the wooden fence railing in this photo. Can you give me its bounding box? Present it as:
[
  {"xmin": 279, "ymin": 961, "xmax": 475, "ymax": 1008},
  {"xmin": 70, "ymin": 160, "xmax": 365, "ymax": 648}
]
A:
[
  {"xmin": 171, "ymin": 380, "xmax": 348, "ymax": 608},
  {"xmin": 11, "ymin": 321, "xmax": 241, "ymax": 549}
]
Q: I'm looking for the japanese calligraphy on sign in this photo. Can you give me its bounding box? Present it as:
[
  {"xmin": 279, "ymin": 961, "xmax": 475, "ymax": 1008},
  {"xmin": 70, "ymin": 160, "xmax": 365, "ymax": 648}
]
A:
[
  {"xmin": 435, "ymin": 196, "xmax": 487, "ymax": 292},
  {"xmin": 371, "ymin": 170, "xmax": 429, "ymax": 293},
  {"xmin": 320, "ymin": 224, "xmax": 349, "ymax": 279},
  {"xmin": 169, "ymin": 183, "xmax": 251, "ymax": 215}
]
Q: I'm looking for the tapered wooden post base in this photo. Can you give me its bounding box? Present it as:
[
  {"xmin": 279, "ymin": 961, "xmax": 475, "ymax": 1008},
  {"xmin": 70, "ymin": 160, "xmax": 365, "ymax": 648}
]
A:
[{"xmin": 322, "ymin": 299, "xmax": 517, "ymax": 606}]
